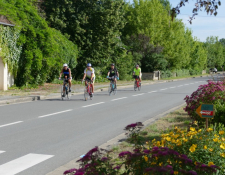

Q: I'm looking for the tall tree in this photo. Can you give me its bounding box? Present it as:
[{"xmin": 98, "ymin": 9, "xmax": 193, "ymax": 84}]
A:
[{"xmin": 42, "ymin": 0, "xmax": 126, "ymax": 77}]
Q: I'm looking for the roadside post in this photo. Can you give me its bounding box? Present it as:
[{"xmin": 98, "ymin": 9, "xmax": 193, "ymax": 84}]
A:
[{"xmin": 196, "ymin": 104, "xmax": 214, "ymax": 129}]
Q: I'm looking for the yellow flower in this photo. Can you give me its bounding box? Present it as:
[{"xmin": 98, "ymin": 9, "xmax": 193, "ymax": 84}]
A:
[
  {"xmin": 220, "ymin": 143, "xmax": 225, "ymax": 149},
  {"xmin": 207, "ymin": 128, "xmax": 213, "ymax": 132},
  {"xmin": 209, "ymin": 148, "xmax": 213, "ymax": 152},
  {"xmin": 213, "ymin": 138, "xmax": 219, "ymax": 142},
  {"xmin": 194, "ymin": 161, "xmax": 198, "ymax": 165},
  {"xmin": 166, "ymin": 137, "xmax": 171, "ymax": 141},
  {"xmin": 198, "ymin": 129, "xmax": 202, "ymax": 133},
  {"xmin": 189, "ymin": 144, "xmax": 197, "ymax": 153},
  {"xmin": 174, "ymin": 126, "xmax": 178, "ymax": 130},
  {"xmin": 199, "ymin": 137, "xmax": 202, "ymax": 140},
  {"xmin": 190, "ymin": 127, "xmax": 195, "ymax": 131},
  {"xmin": 193, "ymin": 144, "xmax": 197, "ymax": 148},
  {"xmin": 144, "ymin": 156, "xmax": 148, "ymax": 162},
  {"xmin": 219, "ymin": 131, "xmax": 224, "ymax": 135},
  {"xmin": 183, "ymin": 138, "xmax": 188, "ymax": 142},
  {"xmin": 222, "ymin": 138, "xmax": 225, "ymax": 141},
  {"xmin": 155, "ymin": 157, "xmax": 158, "ymax": 160},
  {"xmin": 194, "ymin": 121, "xmax": 198, "ymax": 125},
  {"xmin": 156, "ymin": 141, "xmax": 161, "ymax": 147},
  {"xmin": 220, "ymin": 153, "xmax": 225, "ymax": 158},
  {"xmin": 208, "ymin": 162, "xmax": 214, "ymax": 166},
  {"xmin": 176, "ymin": 140, "xmax": 182, "ymax": 146},
  {"xmin": 151, "ymin": 162, "xmax": 156, "ymax": 165},
  {"xmin": 174, "ymin": 171, "xmax": 178, "ymax": 175},
  {"xmin": 159, "ymin": 162, "xmax": 163, "ymax": 166},
  {"xmin": 204, "ymin": 145, "xmax": 207, "ymax": 150},
  {"xmin": 146, "ymin": 141, "xmax": 149, "ymax": 145},
  {"xmin": 172, "ymin": 139, "xmax": 176, "ymax": 143},
  {"xmin": 152, "ymin": 139, "xmax": 156, "ymax": 143}
]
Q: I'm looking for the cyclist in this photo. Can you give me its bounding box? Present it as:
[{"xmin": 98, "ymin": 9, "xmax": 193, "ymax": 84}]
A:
[
  {"xmin": 59, "ymin": 64, "xmax": 72, "ymax": 95},
  {"xmin": 82, "ymin": 63, "xmax": 95, "ymax": 96},
  {"xmin": 133, "ymin": 64, "xmax": 141, "ymax": 83},
  {"xmin": 107, "ymin": 63, "xmax": 119, "ymax": 89}
]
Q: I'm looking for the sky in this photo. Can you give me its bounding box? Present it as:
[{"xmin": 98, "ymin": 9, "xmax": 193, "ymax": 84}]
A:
[
  {"xmin": 169, "ymin": 0, "xmax": 225, "ymax": 42},
  {"xmin": 127, "ymin": 0, "xmax": 225, "ymax": 42}
]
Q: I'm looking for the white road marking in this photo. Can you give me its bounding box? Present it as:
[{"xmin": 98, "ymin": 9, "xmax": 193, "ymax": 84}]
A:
[
  {"xmin": 0, "ymin": 153, "xmax": 54, "ymax": 175},
  {"xmin": 148, "ymin": 91, "xmax": 157, "ymax": 93},
  {"xmin": 111, "ymin": 97, "xmax": 127, "ymax": 101},
  {"xmin": 169, "ymin": 87, "xmax": 176, "ymax": 88},
  {"xmin": 184, "ymin": 84, "xmax": 189, "ymax": 85},
  {"xmin": 132, "ymin": 93, "xmax": 144, "ymax": 96},
  {"xmin": 0, "ymin": 121, "xmax": 23, "ymax": 128},
  {"xmin": 82, "ymin": 102, "xmax": 105, "ymax": 108},
  {"xmin": 0, "ymin": 151, "xmax": 5, "ymax": 154},
  {"xmin": 160, "ymin": 88, "xmax": 167, "ymax": 91},
  {"xmin": 177, "ymin": 85, "xmax": 183, "ymax": 87},
  {"xmin": 38, "ymin": 109, "xmax": 72, "ymax": 118}
]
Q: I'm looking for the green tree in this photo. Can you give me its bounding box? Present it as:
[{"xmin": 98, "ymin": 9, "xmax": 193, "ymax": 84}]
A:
[
  {"xmin": 204, "ymin": 36, "xmax": 224, "ymax": 68},
  {"xmin": 0, "ymin": 0, "xmax": 78, "ymax": 86},
  {"xmin": 42, "ymin": 0, "xmax": 126, "ymax": 78}
]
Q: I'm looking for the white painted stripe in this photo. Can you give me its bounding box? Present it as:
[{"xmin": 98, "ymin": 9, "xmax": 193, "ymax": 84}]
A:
[
  {"xmin": 177, "ymin": 85, "xmax": 183, "ymax": 87},
  {"xmin": 0, "ymin": 151, "xmax": 5, "ymax": 154},
  {"xmin": 132, "ymin": 93, "xmax": 144, "ymax": 97},
  {"xmin": 38, "ymin": 109, "xmax": 72, "ymax": 118},
  {"xmin": 82, "ymin": 102, "xmax": 105, "ymax": 108},
  {"xmin": 0, "ymin": 121, "xmax": 23, "ymax": 128},
  {"xmin": 0, "ymin": 153, "xmax": 53, "ymax": 175},
  {"xmin": 148, "ymin": 91, "xmax": 157, "ymax": 93},
  {"xmin": 169, "ymin": 87, "xmax": 176, "ymax": 88},
  {"xmin": 160, "ymin": 88, "xmax": 167, "ymax": 91},
  {"xmin": 184, "ymin": 84, "xmax": 189, "ymax": 85},
  {"xmin": 111, "ymin": 97, "xmax": 127, "ymax": 101}
]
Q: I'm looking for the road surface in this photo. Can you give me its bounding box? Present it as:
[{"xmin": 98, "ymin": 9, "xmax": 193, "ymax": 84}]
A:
[{"xmin": 0, "ymin": 77, "xmax": 211, "ymax": 175}]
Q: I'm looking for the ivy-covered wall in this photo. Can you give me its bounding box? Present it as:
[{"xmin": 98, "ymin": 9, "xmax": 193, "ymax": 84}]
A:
[
  {"xmin": 0, "ymin": 0, "xmax": 79, "ymax": 86},
  {"xmin": 0, "ymin": 25, "xmax": 22, "ymax": 76}
]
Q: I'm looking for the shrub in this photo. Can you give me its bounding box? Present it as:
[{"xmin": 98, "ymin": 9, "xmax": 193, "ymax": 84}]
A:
[
  {"xmin": 153, "ymin": 126, "xmax": 225, "ymax": 173},
  {"xmin": 64, "ymin": 123, "xmax": 220, "ymax": 175},
  {"xmin": 184, "ymin": 80, "xmax": 225, "ymax": 124}
]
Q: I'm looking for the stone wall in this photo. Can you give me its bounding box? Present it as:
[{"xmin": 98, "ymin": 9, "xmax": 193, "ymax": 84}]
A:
[{"xmin": 142, "ymin": 71, "xmax": 160, "ymax": 80}]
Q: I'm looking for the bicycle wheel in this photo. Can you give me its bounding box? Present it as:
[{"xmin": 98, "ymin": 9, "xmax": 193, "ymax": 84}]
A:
[
  {"xmin": 109, "ymin": 84, "xmax": 112, "ymax": 96},
  {"xmin": 134, "ymin": 81, "xmax": 137, "ymax": 91},
  {"xmin": 113, "ymin": 83, "xmax": 117, "ymax": 95},
  {"xmin": 89, "ymin": 86, "xmax": 93, "ymax": 100},
  {"xmin": 138, "ymin": 84, "xmax": 141, "ymax": 91},
  {"xmin": 84, "ymin": 87, "xmax": 88, "ymax": 101},
  {"xmin": 67, "ymin": 85, "xmax": 71, "ymax": 100},
  {"xmin": 61, "ymin": 85, "xmax": 65, "ymax": 100}
]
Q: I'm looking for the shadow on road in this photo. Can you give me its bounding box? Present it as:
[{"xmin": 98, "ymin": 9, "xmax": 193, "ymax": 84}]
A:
[{"xmin": 44, "ymin": 98, "xmax": 84, "ymax": 101}]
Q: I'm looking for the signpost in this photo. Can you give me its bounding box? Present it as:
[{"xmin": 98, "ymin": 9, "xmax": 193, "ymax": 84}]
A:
[{"xmin": 196, "ymin": 104, "xmax": 214, "ymax": 129}]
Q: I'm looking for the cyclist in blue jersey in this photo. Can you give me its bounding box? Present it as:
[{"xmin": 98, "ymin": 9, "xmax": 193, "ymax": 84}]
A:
[{"xmin": 59, "ymin": 64, "xmax": 72, "ymax": 92}]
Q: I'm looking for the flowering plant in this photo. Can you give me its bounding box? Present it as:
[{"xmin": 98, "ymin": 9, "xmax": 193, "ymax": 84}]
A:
[
  {"xmin": 151, "ymin": 125, "xmax": 225, "ymax": 173},
  {"xmin": 184, "ymin": 80, "xmax": 225, "ymax": 124}
]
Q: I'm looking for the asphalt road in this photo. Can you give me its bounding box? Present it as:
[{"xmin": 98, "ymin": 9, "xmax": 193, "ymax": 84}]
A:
[{"xmin": 0, "ymin": 76, "xmax": 212, "ymax": 175}]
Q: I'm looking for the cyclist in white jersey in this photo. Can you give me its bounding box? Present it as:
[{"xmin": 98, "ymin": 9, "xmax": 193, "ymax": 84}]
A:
[{"xmin": 82, "ymin": 63, "xmax": 95, "ymax": 95}]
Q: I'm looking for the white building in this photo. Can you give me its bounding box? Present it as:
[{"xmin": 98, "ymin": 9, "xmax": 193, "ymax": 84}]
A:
[{"xmin": 0, "ymin": 15, "xmax": 15, "ymax": 91}]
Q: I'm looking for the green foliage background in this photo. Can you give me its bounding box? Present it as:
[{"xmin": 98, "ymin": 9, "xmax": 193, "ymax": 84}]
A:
[{"xmin": 0, "ymin": 0, "xmax": 224, "ymax": 86}]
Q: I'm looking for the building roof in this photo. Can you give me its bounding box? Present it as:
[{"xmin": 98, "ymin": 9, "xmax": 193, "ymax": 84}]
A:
[{"xmin": 0, "ymin": 15, "xmax": 15, "ymax": 27}]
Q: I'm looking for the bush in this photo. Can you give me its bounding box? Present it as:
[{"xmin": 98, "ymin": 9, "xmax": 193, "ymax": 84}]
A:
[
  {"xmin": 184, "ymin": 80, "xmax": 225, "ymax": 124},
  {"xmin": 64, "ymin": 123, "xmax": 220, "ymax": 175},
  {"xmin": 154, "ymin": 126, "xmax": 225, "ymax": 173},
  {"xmin": 161, "ymin": 70, "xmax": 173, "ymax": 79}
]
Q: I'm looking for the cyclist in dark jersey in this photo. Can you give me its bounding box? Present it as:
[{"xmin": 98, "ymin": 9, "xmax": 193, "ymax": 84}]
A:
[
  {"xmin": 59, "ymin": 64, "xmax": 72, "ymax": 92},
  {"xmin": 107, "ymin": 63, "xmax": 119, "ymax": 89}
]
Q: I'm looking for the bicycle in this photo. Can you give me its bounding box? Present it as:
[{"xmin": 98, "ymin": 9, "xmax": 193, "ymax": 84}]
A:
[
  {"xmin": 108, "ymin": 76, "xmax": 117, "ymax": 96},
  {"xmin": 83, "ymin": 79, "xmax": 93, "ymax": 101},
  {"xmin": 134, "ymin": 75, "xmax": 141, "ymax": 91},
  {"xmin": 60, "ymin": 77, "xmax": 71, "ymax": 100}
]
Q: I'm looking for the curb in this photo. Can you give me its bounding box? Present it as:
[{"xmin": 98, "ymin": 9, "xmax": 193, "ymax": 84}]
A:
[{"xmin": 46, "ymin": 102, "xmax": 186, "ymax": 175}]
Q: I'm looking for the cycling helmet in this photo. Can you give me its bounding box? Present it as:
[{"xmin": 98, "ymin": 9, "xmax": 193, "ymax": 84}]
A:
[
  {"xmin": 136, "ymin": 64, "xmax": 139, "ymax": 67},
  {"xmin": 87, "ymin": 63, "xmax": 92, "ymax": 67},
  {"xmin": 63, "ymin": 63, "xmax": 68, "ymax": 67},
  {"xmin": 111, "ymin": 63, "xmax": 115, "ymax": 66}
]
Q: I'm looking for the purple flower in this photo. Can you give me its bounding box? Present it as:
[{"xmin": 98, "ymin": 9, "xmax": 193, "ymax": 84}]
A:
[
  {"xmin": 101, "ymin": 157, "xmax": 108, "ymax": 161},
  {"xmin": 113, "ymin": 165, "xmax": 121, "ymax": 170},
  {"xmin": 63, "ymin": 168, "xmax": 77, "ymax": 174},
  {"xmin": 143, "ymin": 149, "xmax": 151, "ymax": 154},
  {"xmin": 119, "ymin": 151, "xmax": 131, "ymax": 157}
]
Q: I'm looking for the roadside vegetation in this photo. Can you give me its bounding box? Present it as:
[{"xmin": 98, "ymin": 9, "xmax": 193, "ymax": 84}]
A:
[
  {"xmin": 0, "ymin": 0, "xmax": 224, "ymax": 88},
  {"xmin": 64, "ymin": 79, "xmax": 225, "ymax": 175}
]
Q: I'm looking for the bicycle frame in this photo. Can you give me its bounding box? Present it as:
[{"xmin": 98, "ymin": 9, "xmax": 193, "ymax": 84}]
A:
[{"xmin": 135, "ymin": 78, "xmax": 140, "ymax": 87}]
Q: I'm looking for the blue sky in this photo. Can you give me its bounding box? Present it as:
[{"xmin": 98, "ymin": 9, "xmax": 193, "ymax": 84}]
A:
[
  {"xmin": 127, "ymin": 0, "xmax": 225, "ymax": 42},
  {"xmin": 170, "ymin": 0, "xmax": 225, "ymax": 42}
]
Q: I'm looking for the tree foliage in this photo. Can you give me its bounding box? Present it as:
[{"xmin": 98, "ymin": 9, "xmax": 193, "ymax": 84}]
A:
[
  {"xmin": 0, "ymin": 0, "xmax": 78, "ymax": 86},
  {"xmin": 42, "ymin": 0, "xmax": 127, "ymax": 78}
]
